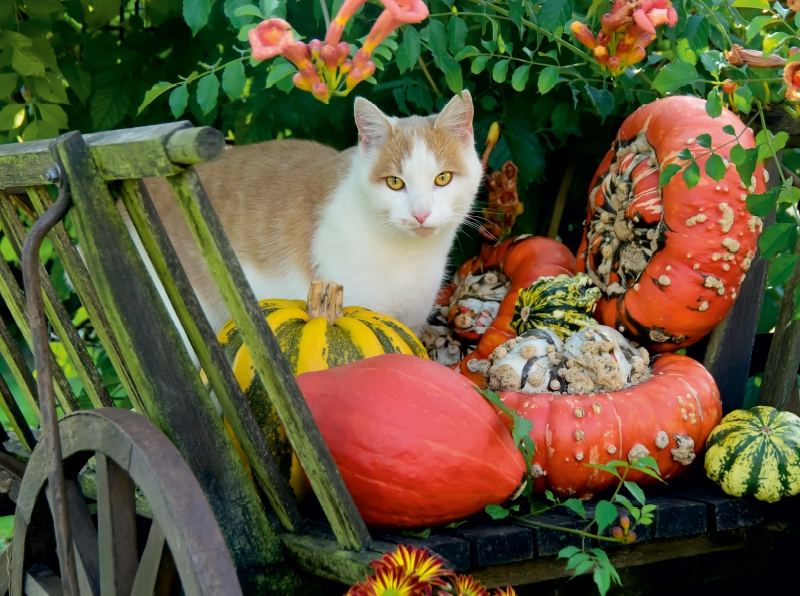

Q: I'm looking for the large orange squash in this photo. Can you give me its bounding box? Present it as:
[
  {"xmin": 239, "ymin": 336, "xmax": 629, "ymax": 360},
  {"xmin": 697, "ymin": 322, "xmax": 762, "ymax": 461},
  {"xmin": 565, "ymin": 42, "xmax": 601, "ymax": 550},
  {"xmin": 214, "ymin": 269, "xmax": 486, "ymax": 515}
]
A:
[
  {"xmin": 499, "ymin": 353, "xmax": 722, "ymax": 498},
  {"xmin": 575, "ymin": 96, "xmax": 765, "ymax": 352},
  {"xmin": 296, "ymin": 354, "xmax": 526, "ymax": 528},
  {"xmin": 434, "ymin": 236, "xmax": 576, "ymax": 385}
]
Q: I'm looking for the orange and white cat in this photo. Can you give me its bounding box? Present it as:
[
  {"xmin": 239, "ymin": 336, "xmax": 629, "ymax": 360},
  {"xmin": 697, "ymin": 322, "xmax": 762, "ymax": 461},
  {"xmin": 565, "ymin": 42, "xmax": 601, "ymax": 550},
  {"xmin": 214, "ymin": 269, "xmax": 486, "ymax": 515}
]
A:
[{"xmin": 124, "ymin": 91, "xmax": 482, "ymax": 354}]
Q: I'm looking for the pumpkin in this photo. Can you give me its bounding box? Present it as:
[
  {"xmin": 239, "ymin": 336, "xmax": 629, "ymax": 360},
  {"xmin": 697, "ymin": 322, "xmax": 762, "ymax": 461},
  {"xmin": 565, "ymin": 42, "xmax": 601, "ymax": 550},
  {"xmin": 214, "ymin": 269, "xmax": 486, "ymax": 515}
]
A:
[
  {"xmin": 296, "ymin": 354, "xmax": 526, "ymax": 528},
  {"xmin": 575, "ymin": 96, "xmax": 765, "ymax": 352},
  {"xmin": 705, "ymin": 406, "xmax": 800, "ymax": 502},
  {"xmin": 499, "ymin": 351, "xmax": 722, "ymax": 498},
  {"xmin": 424, "ymin": 235, "xmax": 576, "ymax": 385},
  {"xmin": 216, "ymin": 280, "xmax": 427, "ymax": 499}
]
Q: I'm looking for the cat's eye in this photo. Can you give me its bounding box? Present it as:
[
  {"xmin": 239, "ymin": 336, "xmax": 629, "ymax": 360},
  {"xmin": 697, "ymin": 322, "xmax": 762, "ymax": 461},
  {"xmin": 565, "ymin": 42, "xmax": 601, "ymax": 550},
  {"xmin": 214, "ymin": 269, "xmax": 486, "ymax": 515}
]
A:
[
  {"xmin": 386, "ymin": 176, "xmax": 405, "ymax": 190},
  {"xmin": 435, "ymin": 171, "xmax": 453, "ymax": 186}
]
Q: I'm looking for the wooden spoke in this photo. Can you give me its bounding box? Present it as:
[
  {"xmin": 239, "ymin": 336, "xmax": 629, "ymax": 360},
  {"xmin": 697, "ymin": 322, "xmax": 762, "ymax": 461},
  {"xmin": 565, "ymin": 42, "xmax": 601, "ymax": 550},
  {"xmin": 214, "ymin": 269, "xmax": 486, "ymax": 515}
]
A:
[
  {"xmin": 64, "ymin": 481, "xmax": 99, "ymax": 596},
  {"xmin": 130, "ymin": 522, "xmax": 169, "ymax": 596},
  {"xmin": 95, "ymin": 453, "xmax": 138, "ymax": 596},
  {"xmin": 24, "ymin": 567, "xmax": 63, "ymax": 596}
]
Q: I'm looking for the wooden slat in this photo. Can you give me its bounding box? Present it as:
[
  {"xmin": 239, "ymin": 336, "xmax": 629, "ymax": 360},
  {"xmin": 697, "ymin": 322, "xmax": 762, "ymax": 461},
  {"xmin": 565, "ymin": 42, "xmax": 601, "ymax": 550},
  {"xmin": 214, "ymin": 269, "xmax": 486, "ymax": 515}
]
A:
[
  {"xmin": 373, "ymin": 532, "xmax": 471, "ymax": 571},
  {"xmin": 167, "ymin": 168, "xmax": 372, "ymax": 551},
  {"xmin": 0, "ymin": 318, "xmax": 40, "ymax": 423},
  {"xmin": 55, "ymin": 132, "xmax": 283, "ymax": 575},
  {"xmin": 96, "ymin": 453, "xmax": 138, "ymax": 596},
  {"xmin": 703, "ymin": 156, "xmax": 779, "ymax": 412},
  {"xmin": 648, "ymin": 495, "xmax": 707, "ymax": 539},
  {"xmin": 670, "ymin": 486, "xmax": 764, "ymax": 532},
  {"xmin": 513, "ymin": 511, "xmax": 586, "ymax": 556},
  {"xmin": 25, "ymin": 186, "xmax": 146, "ymax": 415},
  {"xmin": 0, "ymin": 195, "xmax": 113, "ymax": 409},
  {"xmin": 0, "ymin": 368, "xmax": 36, "ymax": 452},
  {"xmin": 117, "ymin": 179, "xmax": 302, "ymax": 532},
  {"xmin": 0, "ymin": 253, "xmax": 79, "ymax": 413},
  {"xmin": 446, "ymin": 524, "xmax": 534, "ymax": 567},
  {"xmin": 0, "ymin": 122, "xmax": 191, "ymax": 188}
]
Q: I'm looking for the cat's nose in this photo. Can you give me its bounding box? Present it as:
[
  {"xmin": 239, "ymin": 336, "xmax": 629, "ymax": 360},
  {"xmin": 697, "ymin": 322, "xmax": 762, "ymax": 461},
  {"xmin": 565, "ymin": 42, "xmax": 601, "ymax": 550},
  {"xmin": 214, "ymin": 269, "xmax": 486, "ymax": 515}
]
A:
[{"xmin": 413, "ymin": 211, "xmax": 431, "ymax": 224}]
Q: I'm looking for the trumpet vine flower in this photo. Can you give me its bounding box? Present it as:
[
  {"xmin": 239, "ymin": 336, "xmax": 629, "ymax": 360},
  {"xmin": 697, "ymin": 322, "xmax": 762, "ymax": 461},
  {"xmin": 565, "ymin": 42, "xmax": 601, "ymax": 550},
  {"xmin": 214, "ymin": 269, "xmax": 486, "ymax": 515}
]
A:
[{"xmin": 248, "ymin": 0, "xmax": 428, "ymax": 102}]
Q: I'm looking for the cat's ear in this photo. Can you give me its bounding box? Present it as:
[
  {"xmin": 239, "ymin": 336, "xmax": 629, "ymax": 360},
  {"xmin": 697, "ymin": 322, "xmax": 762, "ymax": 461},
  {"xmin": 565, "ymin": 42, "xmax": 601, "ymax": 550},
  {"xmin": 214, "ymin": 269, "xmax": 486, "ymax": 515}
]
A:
[
  {"xmin": 435, "ymin": 91, "xmax": 474, "ymax": 144},
  {"xmin": 354, "ymin": 97, "xmax": 392, "ymax": 153}
]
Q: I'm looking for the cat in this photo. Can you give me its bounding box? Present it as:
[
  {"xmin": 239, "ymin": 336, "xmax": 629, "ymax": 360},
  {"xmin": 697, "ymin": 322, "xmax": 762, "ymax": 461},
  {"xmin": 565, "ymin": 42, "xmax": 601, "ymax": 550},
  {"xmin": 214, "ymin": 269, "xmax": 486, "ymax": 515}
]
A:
[{"xmin": 121, "ymin": 91, "xmax": 483, "ymax": 359}]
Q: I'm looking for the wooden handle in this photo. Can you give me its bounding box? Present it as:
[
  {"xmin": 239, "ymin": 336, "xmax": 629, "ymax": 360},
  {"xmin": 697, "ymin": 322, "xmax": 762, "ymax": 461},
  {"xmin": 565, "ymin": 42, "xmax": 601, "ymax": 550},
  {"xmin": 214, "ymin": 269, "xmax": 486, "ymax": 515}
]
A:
[{"xmin": 306, "ymin": 281, "xmax": 344, "ymax": 325}]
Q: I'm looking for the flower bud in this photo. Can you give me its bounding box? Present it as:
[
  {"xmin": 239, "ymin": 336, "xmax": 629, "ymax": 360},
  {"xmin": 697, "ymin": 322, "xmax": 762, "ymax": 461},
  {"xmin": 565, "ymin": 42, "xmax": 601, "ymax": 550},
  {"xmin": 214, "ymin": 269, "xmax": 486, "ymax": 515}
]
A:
[
  {"xmin": 353, "ymin": 48, "xmax": 371, "ymax": 70},
  {"xmin": 321, "ymin": 44, "xmax": 339, "ymax": 70},
  {"xmin": 611, "ymin": 526, "xmax": 624, "ymax": 540},
  {"xmin": 722, "ymin": 79, "xmax": 737, "ymax": 94},
  {"xmin": 337, "ymin": 41, "xmax": 351, "ymax": 64},
  {"xmin": 292, "ymin": 72, "xmax": 313, "ymax": 92},
  {"xmin": 309, "ymin": 39, "xmax": 323, "ymax": 59},
  {"xmin": 602, "ymin": 10, "xmax": 631, "ymax": 35},
  {"xmin": 570, "ymin": 21, "xmax": 597, "ymax": 49},
  {"xmin": 362, "ymin": 61, "xmax": 376, "ymax": 79},
  {"xmin": 620, "ymin": 515, "xmax": 631, "ymax": 531},
  {"xmin": 311, "ymin": 81, "xmax": 330, "ymax": 103},
  {"xmin": 626, "ymin": 531, "xmax": 637, "ymax": 543},
  {"xmin": 594, "ymin": 45, "xmax": 609, "ymax": 66},
  {"xmin": 340, "ymin": 59, "xmax": 353, "ymax": 74},
  {"xmin": 608, "ymin": 55, "xmax": 622, "ymax": 72},
  {"xmin": 346, "ymin": 67, "xmax": 364, "ymax": 89},
  {"xmin": 486, "ymin": 122, "xmax": 500, "ymax": 147},
  {"xmin": 625, "ymin": 46, "xmax": 647, "ymax": 66}
]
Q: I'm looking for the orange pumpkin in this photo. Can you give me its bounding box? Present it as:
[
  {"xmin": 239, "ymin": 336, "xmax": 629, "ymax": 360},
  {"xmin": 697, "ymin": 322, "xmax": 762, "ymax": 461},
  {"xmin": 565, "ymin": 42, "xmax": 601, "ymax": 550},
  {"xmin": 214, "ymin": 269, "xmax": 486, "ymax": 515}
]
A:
[
  {"xmin": 575, "ymin": 96, "xmax": 765, "ymax": 352},
  {"xmin": 435, "ymin": 236, "xmax": 576, "ymax": 385},
  {"xmin": 499, "ymin": 353, "xmax": 722, "ymax": 498}
]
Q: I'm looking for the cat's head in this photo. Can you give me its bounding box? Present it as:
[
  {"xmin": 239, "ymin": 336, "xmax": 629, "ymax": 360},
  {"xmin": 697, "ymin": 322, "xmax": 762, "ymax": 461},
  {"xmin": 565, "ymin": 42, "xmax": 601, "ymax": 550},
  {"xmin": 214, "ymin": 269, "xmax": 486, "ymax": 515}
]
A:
[{"xmin": 353, "ymin": 91, "xmax": 482, "ymax": 239}]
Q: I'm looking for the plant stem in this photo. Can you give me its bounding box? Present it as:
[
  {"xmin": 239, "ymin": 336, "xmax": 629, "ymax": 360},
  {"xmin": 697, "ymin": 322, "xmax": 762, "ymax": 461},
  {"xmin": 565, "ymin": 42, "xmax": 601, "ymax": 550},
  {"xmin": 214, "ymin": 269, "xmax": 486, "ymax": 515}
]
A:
[
  {"xmin": 515, "ymin": 517, "xmax": 619, "ymax": 542},
  {"xmin": 418, "ymin": 57, "xmax": 442, "ymax": 96},
  {"xmin": 319, "ymin": 0, "xmax": 331, "ymax": 30},
  {"xmin": 758, "ymin": 101, "xmax": 789, "ymax": 187},
  {"xmin": 695, "ymin": 0, "xmax": 733, "ymax": 47}
]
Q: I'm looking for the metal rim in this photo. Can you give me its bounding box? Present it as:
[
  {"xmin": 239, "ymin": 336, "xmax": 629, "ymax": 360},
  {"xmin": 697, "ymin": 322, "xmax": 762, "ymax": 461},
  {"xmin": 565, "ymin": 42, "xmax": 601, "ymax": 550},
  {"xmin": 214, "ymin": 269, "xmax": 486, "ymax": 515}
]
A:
[{"xmin": 11, "ymin": 408, "xmax": 242, "ymax": 596}]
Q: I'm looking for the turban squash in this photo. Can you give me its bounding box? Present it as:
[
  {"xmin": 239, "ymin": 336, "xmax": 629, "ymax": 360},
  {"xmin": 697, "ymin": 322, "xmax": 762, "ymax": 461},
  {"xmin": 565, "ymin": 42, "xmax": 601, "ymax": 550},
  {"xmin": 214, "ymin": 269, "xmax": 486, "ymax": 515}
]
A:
[
  {"xmin": 575, "ymin": 95, "xmax": 765, "ymax": 352},
  {"xmin": 296, "ymin": 354, "xmax": 526, "ymax": 527},
  {"xmin": 499, "ymin": 353, "xmax": 722, "ymax": 498},
  {"xmin": 214, "ymin": 281, "xmax": 427, "ymax": 499},
  {"xmin": 433, "ymin": 235, "xmax": 576, "ymax": 385}
]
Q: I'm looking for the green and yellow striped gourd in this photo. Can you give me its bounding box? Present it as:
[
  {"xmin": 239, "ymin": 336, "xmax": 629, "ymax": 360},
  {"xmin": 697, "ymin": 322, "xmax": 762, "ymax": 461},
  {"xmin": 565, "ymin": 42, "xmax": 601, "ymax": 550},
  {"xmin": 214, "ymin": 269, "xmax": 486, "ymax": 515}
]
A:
[
  {"xmin": 216, "ymin": 280, "xmax": 427, "ymax": 499},
  {"xmin": 705, "ymin": 406, "xmax": 800, "ymax": 502}
]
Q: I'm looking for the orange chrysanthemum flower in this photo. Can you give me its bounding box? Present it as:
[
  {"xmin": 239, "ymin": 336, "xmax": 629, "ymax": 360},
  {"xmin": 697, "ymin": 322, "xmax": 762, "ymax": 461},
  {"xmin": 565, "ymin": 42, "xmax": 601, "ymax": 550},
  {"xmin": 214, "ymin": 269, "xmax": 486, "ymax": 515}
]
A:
[
  {"xmin": 493, "ymin": 587, "xmax": 518, "ymax": 596},
  {"xmin": 347, "ymin": 566, "xmax": 425, "ymax": 596},
  {"xmin": 372, "ymin": 545, "xmax": 454, "ymax": 588},
  {"xmin": 451, "ymin": 575, "xmax": 490, "ymax": 596}
]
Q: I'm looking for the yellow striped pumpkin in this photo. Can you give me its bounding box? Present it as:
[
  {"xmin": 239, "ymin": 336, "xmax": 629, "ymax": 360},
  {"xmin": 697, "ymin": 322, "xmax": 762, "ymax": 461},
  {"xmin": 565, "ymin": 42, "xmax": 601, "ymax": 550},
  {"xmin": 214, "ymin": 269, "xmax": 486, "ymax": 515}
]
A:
[
  {"xmin": 705, "ymin": 406, "xmax": 800, "ymax": 502},
  {"xmin": 216, "ymin": 281, "xmax": 427, "ymax": 499}
]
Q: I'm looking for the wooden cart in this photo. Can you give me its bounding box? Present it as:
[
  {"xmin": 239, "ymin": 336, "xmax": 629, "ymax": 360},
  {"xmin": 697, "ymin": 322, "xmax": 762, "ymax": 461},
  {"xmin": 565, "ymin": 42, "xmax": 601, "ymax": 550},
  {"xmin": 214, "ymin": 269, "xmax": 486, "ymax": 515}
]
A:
[{"xmin": 0, "ymin": 124, "xmax": 796, "ymax": 596}]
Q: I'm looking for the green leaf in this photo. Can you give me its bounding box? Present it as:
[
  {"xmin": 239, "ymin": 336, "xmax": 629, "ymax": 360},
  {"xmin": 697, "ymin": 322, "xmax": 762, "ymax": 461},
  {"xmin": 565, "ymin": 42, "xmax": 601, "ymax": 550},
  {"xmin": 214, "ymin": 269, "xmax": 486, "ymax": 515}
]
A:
[
  {"xmin": 696, "ymin": 133, "xmax": 712, "ymax": 149},
  {"xmin": 454, "ymin": 46, "xmax": 480, "ymax": 61},
  {"xmin": 652, "ymin": 60, "xmax": 699, "ymax": 94},
  {"xmin": 573, "ymin": 560, "xmax": 596, "ymax": 577},
  {"xmin": 137, "ymin": 82, "xmax": 174, "ymax": 115},
  {"xmin": 12, "ymin": 48, "xmax": 45, "ymax": 77},
  {"xmin": 91, "ymin": 81, "xmax": 131, "ymax": 130},
  {"xmin": 538, "ymin": 66, "xmax": 559, "ymax": 94},
  {"xmin": 561, "ymin": 498, "xmax": 587, "ymax": 519},
  {"xmin": 538, "ymin": 0, "xmax": 572, "ymax": 31},
  {"xmin": 759, "ymin": 223, "xmax": 795, "ymax": 259},
  {"xmin": 565, "ymin": 552, "xmax": 591, "ymax": 570},
  {"xmin": 768, "ymin": 254, "xmax": 799, "ymax": 287},
  {"xmin": 183, "ymin": 0, "xmax": 213, "ymax": 35},
  {"xmin": 732, "ymin": 0, "xmax": 769, "ymax": 8},
  {"xmin": 21, "ymin": 119, "xmax": 58, "ymax": 141},
  {"xmin": 746, "ymin": 15, "xmax": 775, "ymax": 41},
  {"xmin": 0, "ymin": 73, "xmax": 18, "ymax": 100},
  {"xmin": 705, "ymin": 90, "xmax": 722, "ymax": 118},
  {"xmin": 0, "ymin": 104, "xmax": 26, "ymax": 131},
  {"xmin": 29, "ymin": 74, "xmax": 69, "ymax": 104},
  {"xmin": 757, "ymin": 130, "xmax": 790, "ymax": 162},
  {"xmin": 37, "ymin": 104, "xmax": 68, "ymax": 129},
  {"xmin": 683, "ymin": 161, "xmax": 701, "ymax": 188},
  {"xmin": 60, "ymin": 57, "xmax": 92, "ymax": 105},
  {"xmin": 440, "ymin": 54, "xmax": 463, "ymax": 94},
  {"xmin": 266, "ymin": 58, "xmax": 296, "ymax": 88},
  {"xmin": 734, "ymin": 147, "xmax": 758, "ymax": 187},
  {"xmin": 730, "ymin": 144, "xmax": 746, "ymax": 165},
  {"xmin": 509, "ymin": 0, "xmax": 523, "ymax": 28},
  {"xmin": 512, "ymin": 64, "xmax": 531, "ymax": 92},
  {"xmin": 594, "ymin": 500, "xmax": 617, "ymax": 533},
  {"xmin": 659, "ymin": 163, "xmax": 681, "ymax": 188},
  {"xmin": 733, "ymin": 85, "xmax": 753, "ymax": 114},
  {"xmin": 746, "ymin": 190, "xmax": 777, "ymax": 217},
  {"xmin": 677, "ymin": 149, "xmax": 693, "ymax": 160},
  {"xmin": 427, "ymin": 20, "xmax": 448, "ymax": 69},
  {"xmin": 447, "ymin": 16, "xmax": 468, "ymax": 54},
  {"xmin": 471, "ymin": 55, "xmax": 490, "ymax": 74},
  {"xmin": 558, "ymin": 546, "xmax": 582, "ymax": 559},
  {"xmin": 169, "ymin": 85, "xmax": 189, "ymax": 119},
  {"xmin": 624, "ymin": 481, "xmax": 646, "ymax": 505},
  {"xmin": 593, "ymin": 567, "xmax": 612, "ymax": 596},
  {"xmin": 722, "ymin": 125, "xmax": 736, "ymax": 135},
  {"xmin": 485, "ymin": 504, "xmax": 510, "ymax": 520},
  {"xmin": 222, "ymin": 61, "xmax": 246, "ymax": 101},
  {"xmin": 586, "ymin": 86, "xmax": 614, "ymax": 121},
  {"xmin": 700, "ymin": 50, "xmax": 728, "ymax": 78},
  {"xmin": 196, "ymin": 73, "xmax": 220, "ymax": 115},
  {"xmin": 510, "ymin": 413, "xmax": 532, "ymax": 447},
  {"xmin": 779, "ymin": 186, "xmax": 800, "ymax": 205},
  {"xmin": 233, "ymin": 4, "xmax": 263, "ymax": 17},
  {"xmin": 493, "ymin": 59, "xmax": 510, "ymax": 83},
  {"xmin": 705, "ymin": 154, "xmax": 726, "ymax": 182},
  {"xmin": 403, "ymin": 26, "xmax": 421, "ymax": 68}
]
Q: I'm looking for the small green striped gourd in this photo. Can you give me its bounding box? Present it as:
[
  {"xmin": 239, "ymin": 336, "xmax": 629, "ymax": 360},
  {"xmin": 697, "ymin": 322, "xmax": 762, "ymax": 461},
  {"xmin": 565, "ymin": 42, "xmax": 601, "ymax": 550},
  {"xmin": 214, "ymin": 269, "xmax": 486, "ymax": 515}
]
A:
[
  {"xmin": 705, "ymin": 406, "xmax": 800, "ymax": 503},
  {"xmin": 216, "ymin": 281, "xmax": 427, "ymax": 498},
  {"xmin": 511, "ymin": 273, "xmax": 602, "ymax": 339}
]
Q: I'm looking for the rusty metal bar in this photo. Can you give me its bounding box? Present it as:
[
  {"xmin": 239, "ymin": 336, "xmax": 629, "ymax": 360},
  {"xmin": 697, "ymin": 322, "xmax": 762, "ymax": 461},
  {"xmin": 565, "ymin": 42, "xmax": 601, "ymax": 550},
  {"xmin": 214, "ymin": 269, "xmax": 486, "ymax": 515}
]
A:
[{"xmin": 21, "ymin": 164, "xmax": 79, "ymax": 596}]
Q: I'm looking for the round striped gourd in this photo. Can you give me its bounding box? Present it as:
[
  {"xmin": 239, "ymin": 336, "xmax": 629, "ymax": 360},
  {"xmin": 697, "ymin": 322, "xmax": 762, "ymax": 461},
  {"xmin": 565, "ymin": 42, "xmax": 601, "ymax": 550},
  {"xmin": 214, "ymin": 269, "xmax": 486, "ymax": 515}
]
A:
[
  {"xmin": 217, "ymin": 280, "xmax": 427, "ymax": 499},
  {"xmin": 705, "ymin": 406, "xmax": 800, "ymax": 503}
]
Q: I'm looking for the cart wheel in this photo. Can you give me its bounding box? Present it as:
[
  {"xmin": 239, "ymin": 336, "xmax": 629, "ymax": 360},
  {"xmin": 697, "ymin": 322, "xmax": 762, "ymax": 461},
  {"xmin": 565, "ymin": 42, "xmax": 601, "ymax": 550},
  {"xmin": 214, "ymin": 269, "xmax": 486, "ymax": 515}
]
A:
[{"xmin": 10, "ymin": 408, "xmax": 243, "ymax": 596}]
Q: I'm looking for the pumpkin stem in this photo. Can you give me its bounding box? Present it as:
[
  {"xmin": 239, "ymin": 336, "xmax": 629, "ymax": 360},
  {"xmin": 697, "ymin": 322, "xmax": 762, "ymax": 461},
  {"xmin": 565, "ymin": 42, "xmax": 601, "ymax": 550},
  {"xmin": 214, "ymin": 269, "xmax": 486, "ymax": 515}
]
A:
[{"xmin": 307, "ymin": 280, "xmax": 344, "ymax": 325}]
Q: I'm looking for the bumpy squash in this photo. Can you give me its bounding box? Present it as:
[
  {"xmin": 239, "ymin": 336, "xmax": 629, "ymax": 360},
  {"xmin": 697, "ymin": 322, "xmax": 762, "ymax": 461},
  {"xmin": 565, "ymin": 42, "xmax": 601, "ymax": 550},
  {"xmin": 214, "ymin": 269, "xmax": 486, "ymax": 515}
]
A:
[
  {"xmin": 705, "ymin": 406, "xmax": 800, "ymax": 502},
  {"xmin": 216, "ymin": 281, "xmax": 427, "ymax": 499},
  {"xmin": 500, "ymin": 353, "xmax": 722, "ymax": 498},
  {"xmin": 575, "ymin": 96, "xmax": 765, "ymax": 352},
  {"xmin": 428, "ymin": 236, "xmax": 576, "ymax": 385},
  {"xmin": 296, "ymin": 354, "xmax": 526, "ymax": 528}
]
